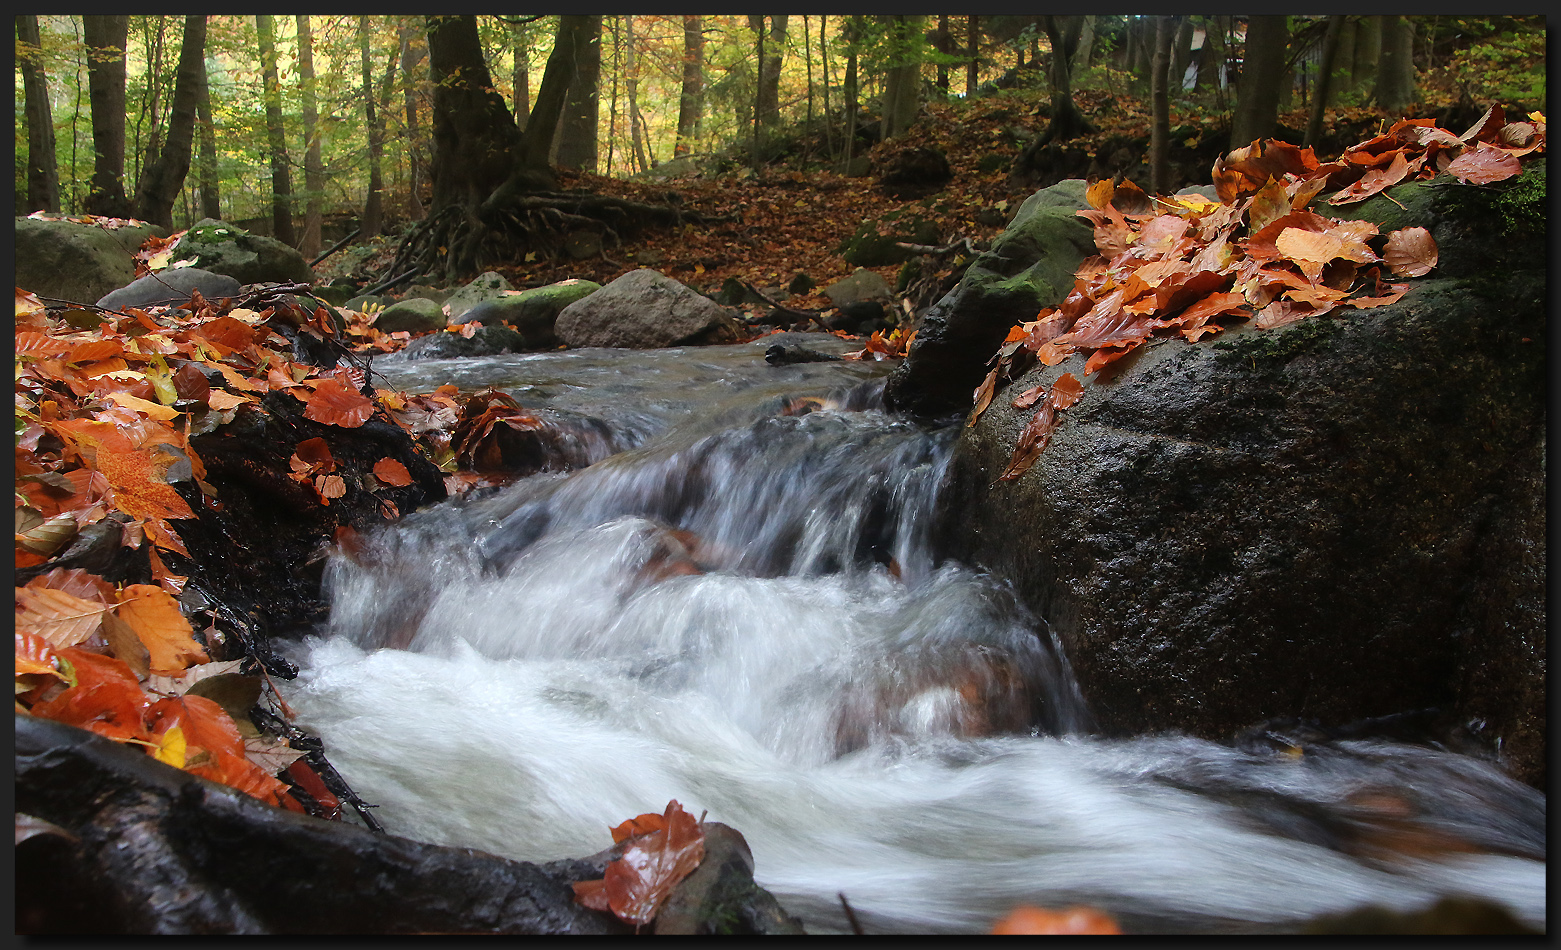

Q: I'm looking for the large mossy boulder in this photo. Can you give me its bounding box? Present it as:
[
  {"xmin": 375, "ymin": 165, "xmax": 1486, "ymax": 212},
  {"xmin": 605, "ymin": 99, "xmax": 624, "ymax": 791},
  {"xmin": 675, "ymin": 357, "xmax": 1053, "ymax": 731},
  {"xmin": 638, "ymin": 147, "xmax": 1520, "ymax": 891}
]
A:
[
  {"xmin": 180, "ymin": 219, "xmax": 314, "ymax": 286},
  {"xmin": 452, "ymin": 279, "xmax": 601, "ymax": 349},
  {"xmin": 555, "ymin": 269, "xmax": 742, "ymax": 349},
  {"xmin": 934, "ymin": 175, "xmax": 1546, "ymax": 787},
  {"xmin": 443, "ymin": 271, "xmax": 515, "ymax": 320},
  {"xmin": 883, "ymin": 179, "xmax": 1096, "ymax": 419},
  {"xmin": 14, "ymin": 216, "xmax": 169, "ymax": 304}
]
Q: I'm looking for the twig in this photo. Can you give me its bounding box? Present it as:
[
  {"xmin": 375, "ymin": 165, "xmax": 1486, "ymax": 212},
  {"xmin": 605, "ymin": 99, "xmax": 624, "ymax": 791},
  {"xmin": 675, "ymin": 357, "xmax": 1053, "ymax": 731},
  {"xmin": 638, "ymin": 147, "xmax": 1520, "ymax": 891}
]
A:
[
  {"xmin": 310, "ymin": 227, "xmax": 360, "ymax": 267},
  {"xmin": 366, "ymin": 267, "xmax": 423, "ymax": 297},
  {"xmin": 838, "ymin": 892, "xmax": 865, "ymax": 935},
  {"xmin": 893, "ymin": 237, "xmax": 976, "ymax": 257}
]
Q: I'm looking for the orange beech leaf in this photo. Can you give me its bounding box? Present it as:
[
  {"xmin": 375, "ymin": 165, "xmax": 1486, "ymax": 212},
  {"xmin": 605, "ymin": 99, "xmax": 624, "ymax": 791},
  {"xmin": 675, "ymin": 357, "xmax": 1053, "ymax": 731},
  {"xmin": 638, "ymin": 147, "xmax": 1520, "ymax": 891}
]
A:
[
  {"xmin": 1109, "ymin": 178, "xmax": 1151, "ymax": 214},
  {"xmin": 372, "ymin": 458, "xmax": 413, "ymax": 487},
  {"xmin": 205, "ymin": 389, "xmax": 249, "ymax": 411},
  {"xmin": 68, "ymin": 338, "xmax": 127, "ymax": 363},
  {"xmin": 304, "ymin": 377, "xmax": 375, "ymax": 428},
  {"xmin": 997, "ymin": 404, "xmax": 1059, "ymax": 482},
  {"xmin": 611, "ymin": 812, "xmax": 670, "ymax": 844},
  {"xmin": 213, "ymin": 363, "xmax": 268, "ymax": 393},
  {"xmin": 573, "ymin": 800, "xmax": 706, "ymax": 927},
  {"xmin": 1253, "ymin": 299, "xmax": 1317, "ymax": 330},
  {"xmin": 1011, "ymin": 385, "xmax": 1049, "ymax": 410},
  {"xmin": 31, "ymin": 647, "xmax": 154, "ymax": 743},
  {"xmin": 1327, "ymin": 150, "xmax": 1411, "ymax": 205},
  {"xmin": 192, "ymin": 315, "xmax": 257, "ymax": 354},
  {"xmin": 16, "ymin": 630, "xmax": 70, "ymax": 681},
  {"xmin": 968, "ymin": 364, "xmax": 1001, "ymax": 427},
  {"xmin": 1085, "ymin": 177, "xmax": 1115, "ymax": 210},
  {"xmin": 291, "ymin": 437, "xmax": 335, "ymax": 474},
  {"xmin": 1083, "ymin": 343, "xmax": 1139, "ymax": 376},
  {"xmin": 1349, "ymin": 285, "xmax": 1411, "ymax": 310},
  {"xmin": 16, "ymin": 586, "xmax": 106, "ymax": 648},
  {"xmin": 1445, "ymin": 143, "xmax": 1522, "ymax": 184},
  {"xmin": 145, "ymin": 694, "xmax": 295, "ymax": 806},
  {"xmin": 103, "ymin": 391, "xmax": 181, "ymax": 421},
  {"xmin": 17, "ymin": 287, "xmax": 48, "ymax": 319},
  {"xmin": 1049, "ymin": 373, "xmax": 1085, "ymax": 410},
  {"xmin": 116, "ymin": 584, "xmax": 208, "ymax": 675},
  {"xmin": 991, "ymin": 905, "xmax": 1122, "ymax": 935},
  {"xmin": 315, "ymin": 474, "xmax": 347, "ymax": 502},
  {"xmin": 1247, "ymin": 177, "xmax": 1292, "ymax": 234},
  {"xmin": 25, "ymin": 568, "xmax": 117, "ymax": 604}
]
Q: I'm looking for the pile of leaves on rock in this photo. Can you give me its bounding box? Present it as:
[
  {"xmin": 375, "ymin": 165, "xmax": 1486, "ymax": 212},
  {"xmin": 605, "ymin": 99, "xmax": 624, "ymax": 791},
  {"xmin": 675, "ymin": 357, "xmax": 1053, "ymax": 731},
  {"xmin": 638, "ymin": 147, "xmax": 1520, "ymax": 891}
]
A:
[{"xmin": 969, "ymin": 106, "xmax": 1545, "ymax": 482}]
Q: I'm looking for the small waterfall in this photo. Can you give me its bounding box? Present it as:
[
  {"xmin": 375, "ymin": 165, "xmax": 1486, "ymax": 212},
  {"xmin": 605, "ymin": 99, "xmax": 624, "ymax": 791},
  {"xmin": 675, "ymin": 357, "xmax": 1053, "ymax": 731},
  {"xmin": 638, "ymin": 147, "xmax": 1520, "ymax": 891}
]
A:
[{"xmin": 285, "ymin": 344, "xmax": 1544, "ymax": 934}]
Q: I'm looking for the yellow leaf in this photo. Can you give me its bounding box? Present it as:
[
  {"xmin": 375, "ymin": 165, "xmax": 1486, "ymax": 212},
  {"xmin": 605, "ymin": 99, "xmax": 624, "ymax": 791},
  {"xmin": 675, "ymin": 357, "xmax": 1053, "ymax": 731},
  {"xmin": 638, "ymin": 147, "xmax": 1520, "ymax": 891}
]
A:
[
  {"xmin": 146, "ymin": 354, "xmax": 179, "ymax": 405},
  {"xmin": 104, "ymin": 391, "xmax": 181, "ymax": 420},
  {"xmin": 154, "ymin": 723, "xmax": 188, "ymax": 768}
]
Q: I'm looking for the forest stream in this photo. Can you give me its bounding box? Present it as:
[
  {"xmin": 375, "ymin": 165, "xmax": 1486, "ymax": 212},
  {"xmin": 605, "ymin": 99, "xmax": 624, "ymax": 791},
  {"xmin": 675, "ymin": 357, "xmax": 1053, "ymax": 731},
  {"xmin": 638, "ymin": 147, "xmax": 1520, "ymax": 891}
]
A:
[{"xmin": 278, "ymin": 341, "xmax": 1544, "ymax": 934}]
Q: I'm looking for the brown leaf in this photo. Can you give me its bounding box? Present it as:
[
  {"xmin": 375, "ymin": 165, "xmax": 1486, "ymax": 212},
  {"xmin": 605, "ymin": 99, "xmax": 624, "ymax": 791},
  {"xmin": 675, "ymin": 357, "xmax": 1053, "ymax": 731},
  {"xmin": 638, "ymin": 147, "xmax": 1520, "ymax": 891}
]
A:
[
  {"xmin": 1085, "ymin": 177, "xmax": 1115, "ymax": 210},
  {"xmin": 15, "ymin": 586, "xmax": 106, "ymax": 649},
  {"xmin": 968, "ymin": 364, "xmax": 1000, "ymax": 427},
  {"xmin": 1327, "ymin": 150, "xmax": 1411, "ymax": 205},
  {"xmin": 1247, "ymin": 177, "xmax": 1292, "ymax": 235},
  {"xmin": 1382, "ymin": 227, "xmax": 1438, "ymax": 278},
  {"xmin": 1048, "ymin": 373, "xmax": 1084, "ymax": 410},
  {"xmin": 573, "ymin": 800, "xmax": 706, "ymax": 927},
  {"xmin": 303, "ymin": 377, "xmax": 375, "ymax": 428},
  {"xmin": 996, "ymin": 404, "xmax": 1059, "ymax": 482},
  {"xmin": 372, "ymin": 458, "xmax": 413, "ymax": 487},
  {"xmin": 1445, "ymin": 143, "xmax": 1522, "ymax": 184},
  {"xmin": 116, "ymin": 584, "xmax": 208, "ymax": 675}
]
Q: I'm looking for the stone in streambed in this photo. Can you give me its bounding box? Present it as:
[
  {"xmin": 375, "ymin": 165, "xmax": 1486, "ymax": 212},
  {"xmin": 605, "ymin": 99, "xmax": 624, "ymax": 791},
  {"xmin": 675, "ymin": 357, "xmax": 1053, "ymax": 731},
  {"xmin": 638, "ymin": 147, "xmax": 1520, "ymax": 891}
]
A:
[
  {"xmin": 555, "ymin": 269, "xmax": 741, "ymax": 349},
  {"xmin": 372, "ymin": 297, "xmax": 447, "ymax": 334}
]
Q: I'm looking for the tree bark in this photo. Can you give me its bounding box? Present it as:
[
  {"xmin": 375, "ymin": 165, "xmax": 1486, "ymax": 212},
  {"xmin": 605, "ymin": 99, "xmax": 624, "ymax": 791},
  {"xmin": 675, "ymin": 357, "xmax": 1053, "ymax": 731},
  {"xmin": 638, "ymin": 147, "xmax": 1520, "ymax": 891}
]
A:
[
  {"xmin": 135, "ymin": 15, "xmax": 205, "ymax": 229},
  {"xmin": 83, "ymin": 15, "xmax": 132, "ymax": 217},
  {"xmin": 881, "ymin": 15, "xmax": 924, "ymax": 140},
  {"xmin": 1374, "ymin": 14, "xmax": 1416, "ymax": 113},
  {"xmin": 1040, "ymin": 15, "xmax": 1092, "ymax": 143},
  {"xmin": 1304, "ymin": 16, "xmax": 1346, "ymax": 148},
  {"xmin": 1352, "ymin": 15, "xmax": 1381, "ymax": 91},
  {"xmin": 195, "ymin": 52, "xmax": 220, "ymax": 221},
  {"xmin": 17, "ymin": 15, "xmax": 60, "ymax": 213},
  {"xmin": 555, "ymin": 15, "xmax": 602, "ymax": 172},
  {"xmin": 675, "ymin": 16, "xmax": 704, "ymax": 157},
  {"xmin": 511, "ymin": 20, "xmax": 531, "ymax": 132},
  {"xmin": 1169, "ymin": 16, "xmax": 1195, "ymax": 95},
  {"xmin": 517, "ymin": 15, "xmax": 590, "ymax": 173},
  {"xmin": 1229, "ymin": 15, "xmax": 1290, "ymax": 149},
  {"xmin": 426, "ymin": 15, "xmax": 523, "ymax": 211},
  {"xmin": 843, "ymin": 16, "xmax": 862, "ymax": 166},
  {"xmin": 935, "ymin": 15, "xmax": 950, "ymax": 91},
  {"xmin": 1332, "ymin": 17, "xmax": 1357, "ymax": 95},
  {"xmin": 401, "ymin": 22, "xmax": 426, "ymax": 221},
  {"xmin": 752, "ymin": 15, "xmax": 789, "ymax": 130},
  {"xmin": 256, "ymin": 15, "xmax": 295, "ymax": 246},
  {"xmin": 1072, "ymin": 15, "xmax": 1095, "ymax": 72},
  {"xmin": 295, "ymin": 15, "xmax": 323, "ymax": 258},
  {"xmin": 966, "ymin": 15, "xmax": 980, "ymax": 97},
  {"xmin": 625, "ymin": 15, "xmax": 648, "ymax": 173},
  {"xmin": 1150, "ymin": 16, "xmax": 1175, "ymax": 195},
  {"xmin": 360, "ymin": 16, "xmax": 386, "ymax": 240}
]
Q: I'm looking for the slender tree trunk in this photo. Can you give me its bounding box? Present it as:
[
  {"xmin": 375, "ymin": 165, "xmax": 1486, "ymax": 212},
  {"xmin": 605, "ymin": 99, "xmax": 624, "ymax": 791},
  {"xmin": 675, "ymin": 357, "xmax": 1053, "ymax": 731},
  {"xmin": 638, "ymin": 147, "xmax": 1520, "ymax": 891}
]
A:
[
  {"xmin": 401, "ymin": 22, "xmax": 426, "ymax": 221},
  {"xmin": 625, "ymin": 15, "xmax": 647, "ymax": 173},
  {"xmin": 674, "ymin": 16, "xmax": 704, "ymax": 157},
  {"xmin": 1229, "ymin": 15, "xmax": 1290, "ymax": 149},
  {"xmin": 605, "ymin": 18, "xmax": 620, "ymax": 174},
  {"xmin": 1041, "ymin": 15, "xmax": 1092, "ymax": 143},
  {"xmin": 1332, "ymin": 17, "xmax": 1358, "ymax": 96},
  {"xmin": 556, "ymin": 15, "xmax": 602, "ymax": 172},
  {"xmin": 819, "ymin": 15, "xmax": 834, "ymax": 160},
  {"xmin": 195, "ymin": 58, "xmax": 220, "ymax": 220},
  {"xmin": 966, "ymin": 15, "xmax": 980, "ymax": 96},
  {"xmin": 135, "ymin": 15, "xmax": 205, "ymax": 229},
  {"xmin": 511, "ymin": 20, "xmax": 530, "ymax": 132},
  {"xmin": 1073, "ymin": 15, "xmax": 1095, "ymax": 72},
  {"xmin": 881, "ymin": 14, "xmax": 924, "ymax": 140},
  {"xmin": 255, "ymin": 15, "xmax": 295, "ymax": 246},
  {"xmin": 1304, "ymin": 16, "xmax": 1346, "ymax": 148},
  {"xmin": 360, "ymin": 17, "xmax": 385, "ymax": 239},
  {"xmin": 17, "ymin": 15, "xmax": 60, "ymax": 213},
  {"xmin": 843, "ymin": 17, "xmax": 861, "ymax": 166},
  {"xmin": 750, "ymin": 16, "xmax": 765, "ymax": 170},
  {"xmin": 936, "ymin": 15, "xmax": 949, "ymax": 91},
  {"xmin": 295, "ymin": 15, "xmax": 323, "ymax": 258},
  {"xmin": 1150, "ymin": 16, "xmax": 1175, "ymax": 195},
  {"xmin": 1169, "ymin": 16, "xmax": 1194, "ymax": 94},
  {"xmin": 753, "ymin": 15, "xmax": 789, "ymax": 130},
  {"xmin": 1374, "ymin": 14, "xmax": 1416, "ymax": 113},
  {"xmin": 1352, "ymin": 15, "xmax": 1381, "ymax": 91},
  {"xmin": 83, "ymin": 15, "xmax": 131, "ymax": 217}
]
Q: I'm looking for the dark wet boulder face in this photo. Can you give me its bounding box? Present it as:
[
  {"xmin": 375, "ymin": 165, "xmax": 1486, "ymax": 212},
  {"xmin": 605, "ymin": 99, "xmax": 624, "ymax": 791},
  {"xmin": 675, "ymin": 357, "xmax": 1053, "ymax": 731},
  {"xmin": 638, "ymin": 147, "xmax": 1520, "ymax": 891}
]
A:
[{"xmin": 928, "ymin": 174, "xmax": 1546, "ymax": 788}]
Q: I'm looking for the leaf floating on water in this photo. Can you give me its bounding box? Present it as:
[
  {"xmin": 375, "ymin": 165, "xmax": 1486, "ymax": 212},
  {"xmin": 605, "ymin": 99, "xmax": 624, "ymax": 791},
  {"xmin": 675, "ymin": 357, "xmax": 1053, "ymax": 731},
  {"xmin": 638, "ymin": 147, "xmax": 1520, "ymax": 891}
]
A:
[
  {"xmin": 991, "ymin": 905, "xmax": 1123, "ymax": 934},
  {"xmin": 573, "ymin": 799, "xmax": 706, "ymax": 927}
]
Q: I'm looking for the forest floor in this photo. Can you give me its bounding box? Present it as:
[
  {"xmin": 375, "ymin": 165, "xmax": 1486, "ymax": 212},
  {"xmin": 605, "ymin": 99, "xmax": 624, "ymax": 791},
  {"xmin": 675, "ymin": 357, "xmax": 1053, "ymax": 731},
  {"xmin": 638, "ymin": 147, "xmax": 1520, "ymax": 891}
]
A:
[{"xmin": 316, "ymin": 84, "xmax": 1414, "ymax": 316}]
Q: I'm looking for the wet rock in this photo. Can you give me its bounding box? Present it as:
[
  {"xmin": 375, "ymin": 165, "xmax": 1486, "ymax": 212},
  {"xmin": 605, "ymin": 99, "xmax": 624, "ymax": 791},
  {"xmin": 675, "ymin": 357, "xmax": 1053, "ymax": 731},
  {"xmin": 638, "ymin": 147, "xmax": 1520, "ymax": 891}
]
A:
[
  {"xmin": 884, "ymin": 179, "xmax": 1095, "ymax": 420},
  {"xmin": 653, "ymin": 824, "xmax": 806, "ymax": 935},
  {"xmin": 180, "ymin": 218, "xmax": 314, "ymax": 286},
  {"xmin": 15, "ymin": 216, "xmax": 170, "ymax": 305},
  {"xmin": 555, "ymin": 269, "xmax": 742, "ymax": 349},
  {"xmin": 826, "ymin": 300, "xmax": 889, "ymax": 335},
  {"xmin": 765, "ymin": 343, "xmax": 842, "ymax": 365},
  {"xmin": 452, "ymin": 279, "xmax": 601, "ymax": 350},
  {"xmin": 14, "ymin": 714, "xmax": 628, "ymax": 935},
  {"xmin": 372, "ymin": 297, "xmax": 447, "ymax": 335},
  {"xmin": 938, "ymin": 188, "xmax": 1545, "ymax": 787},
  {"xmin": 97, "ymin": 267, "xmax": 243, "ymax": 311},
  {"xmin": 397, "ymin": 283, "xmax": 452, "ymax": 306},
  {"xmin": 822, "ymin": 267, "xmax": 894, "ymax": 308},
  {"xmin": 444, "ymin": 271, "xmax": 515, "ymax": 320},
  {"xmin": 391, "ymin": 325, "xmax": 529, "ymax": 361}
]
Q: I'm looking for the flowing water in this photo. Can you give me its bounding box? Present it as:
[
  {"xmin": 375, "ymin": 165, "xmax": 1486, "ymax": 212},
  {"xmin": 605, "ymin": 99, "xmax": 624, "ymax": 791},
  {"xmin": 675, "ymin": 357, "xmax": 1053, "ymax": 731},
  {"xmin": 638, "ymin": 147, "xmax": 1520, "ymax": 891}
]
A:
[{"xmin": 282, "ymin": 338, "xmax": 1545, "ymax": 934}]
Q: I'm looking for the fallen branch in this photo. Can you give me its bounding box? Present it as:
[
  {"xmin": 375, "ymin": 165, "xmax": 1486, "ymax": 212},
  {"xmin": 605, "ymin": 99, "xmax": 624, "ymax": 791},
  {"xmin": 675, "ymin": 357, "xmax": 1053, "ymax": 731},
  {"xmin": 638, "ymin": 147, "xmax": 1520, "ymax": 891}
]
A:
[{"xmin": 893, "ymin": 237, "xmax": 977, "ymax": 258}]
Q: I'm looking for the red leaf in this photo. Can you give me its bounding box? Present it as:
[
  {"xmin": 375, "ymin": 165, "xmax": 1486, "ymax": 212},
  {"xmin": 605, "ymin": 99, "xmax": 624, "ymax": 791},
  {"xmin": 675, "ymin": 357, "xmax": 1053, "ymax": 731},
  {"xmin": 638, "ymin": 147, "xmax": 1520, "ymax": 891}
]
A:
[
  {"xmin": 991, "ymin": 905, "xmax": 1122, "ymax": 935},
  {"xmin": 996, "ymin": 404, "xmax": 1059, "ymax": 482},
  {"xmin": 968, "ymin": 364, "xmax": 1000, "ymax": 427},
  {"xmin": 1445, "ymin": 143, "xmax": 1522, "ymax": 184},
  {"xmin": 30, "ymin": 647, "xmax": 154, "ymax": 743},
  {"xmin": 372, "ymin": 457, "xmax": 413, "ymax": 487},
  {"xmin": 303, "ymin": 377, "xmax": 375, "ymax": 428},
  {"xmin": 574, "ymin": 800, "xmax": 706, "ymax": 927}
]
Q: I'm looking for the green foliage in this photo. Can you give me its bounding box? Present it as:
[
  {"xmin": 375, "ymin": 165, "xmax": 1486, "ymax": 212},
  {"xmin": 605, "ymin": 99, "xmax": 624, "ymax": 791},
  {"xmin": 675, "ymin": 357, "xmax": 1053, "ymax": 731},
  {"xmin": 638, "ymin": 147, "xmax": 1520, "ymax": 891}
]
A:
[
  {"xmin": 1493, "ymin": 164, "xmax": 1546, "ymax": 241},
  {"xmin": 1445, "ymin": 28, "xmax": 1546, "ymax": 110}
]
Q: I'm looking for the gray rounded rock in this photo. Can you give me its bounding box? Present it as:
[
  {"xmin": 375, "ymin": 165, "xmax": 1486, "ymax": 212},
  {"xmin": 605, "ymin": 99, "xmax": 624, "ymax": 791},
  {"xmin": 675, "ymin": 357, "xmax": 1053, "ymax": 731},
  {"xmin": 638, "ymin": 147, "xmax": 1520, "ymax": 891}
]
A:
[{"xmin": 97, "ymin": 267, "xmax": 242, "ymax": 311}]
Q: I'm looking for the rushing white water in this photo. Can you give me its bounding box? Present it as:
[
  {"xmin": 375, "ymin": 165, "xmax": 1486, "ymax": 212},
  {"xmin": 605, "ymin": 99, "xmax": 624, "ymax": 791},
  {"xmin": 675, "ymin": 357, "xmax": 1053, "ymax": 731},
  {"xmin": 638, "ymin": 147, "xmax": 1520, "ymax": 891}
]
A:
[{"xmin": 284, "ymin": 344, "xmax": 1545, "ymax": 934}]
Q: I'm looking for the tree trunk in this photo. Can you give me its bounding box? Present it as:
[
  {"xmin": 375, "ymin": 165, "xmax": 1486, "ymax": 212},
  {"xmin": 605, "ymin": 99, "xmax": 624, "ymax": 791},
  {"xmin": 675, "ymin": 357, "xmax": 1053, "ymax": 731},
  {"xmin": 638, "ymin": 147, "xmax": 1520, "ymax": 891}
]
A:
[
  {"xmin": 1040, "ymin": 15, "xmax": 1092, "ymax": 143},
  {"xmin": 843, "ymin": 16, "xmax": 862, "ymax": 165},
  {"xmin": 295, "ymin": 15, "xmax": 323, "ymax": 259},
  {"xmin": 1229, "ymin": 15, "xmax": 1290, "ymax": 149},
  {"xmin": 881, "ymin": 15, "xmax": 924, "ymax": 140},
  {"xmin": 966, "ymin": 15, "xmax": 980, "ymax": 96},
  {"xmin": 555, "ymin": 15, "xmax": 602, "ymax": 172},
  {"xmin": 674, "ymin": 16, "xmax": 704, "ymax": 157},
  {"xmin": 255, "ymin": 15, "xmax": 295, "ymax": 246},
  {"xmin": 1073, "ymin": 15, "xmax": 1095, "ymax": 72},
  {"xmin": 517, "ymin": 15, "xmax": 591, "ymax": 172},
  {"xmin": 936, "ymin": 15, "xmax": 950, "ymax": 91},
  {"xmin": 83, "ymin": 15, "xmax": 132, "ymax": 217},
  {"xmin": 360, "ymin": 17, "xmax": 385, "ymax": 240},
  {"xmin": 625, "ymin": 15, "xmax": 648, "ymax": 173},
  {"xmin": 1304, "ymin": 16, "xmax": 1346, "ymax": 148},
  {"xmin": 1352, "ymin": 15, "xmax": 1381, "ymax": 91},
  {"xmin": 17, "ymin": 15, "xmax": 60, "ymax": 213},
  {"xmin": 511, "ymin": 20, "xmax": 531, "ymax": 132},
  {"xmin": 1332, "ymin": 17, "xmax": 1357, "ymax": 95},
  {"xmin": 134, "ymin": 15, "xmax": 205, "ymax": 229},
  {"xmin": 1150, "ymin": 16, "xmax": 1175, "ymax": 195},
  {"xmin": 401, "ymin": 23, "xmax": 426, "ymax": 221},
  {"xmin": 754, "ymin": 15, "xmax": 789, "ymax": 130},
  {"xmin": 1374, "ymin": 14, "xmax": 1416, "ymax": 113},
  {"xmin": 195, "ymin": 59, "xmax": 220, "ymax": 221},
  {"xmin": 426, "ymin": 15, "xmax": 523, "ymax": 211},
  {"xmin": 1170, "ymin": 16, "xmax": 1195, "ymax": 94}
]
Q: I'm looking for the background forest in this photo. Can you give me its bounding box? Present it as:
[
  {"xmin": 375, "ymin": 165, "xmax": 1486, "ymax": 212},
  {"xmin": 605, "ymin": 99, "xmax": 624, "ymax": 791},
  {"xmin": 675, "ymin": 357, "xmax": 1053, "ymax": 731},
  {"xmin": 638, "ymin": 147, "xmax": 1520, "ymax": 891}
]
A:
[{"xmin": 15, "ymin": 15, "xmax": 1547, "ymax": 280}]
